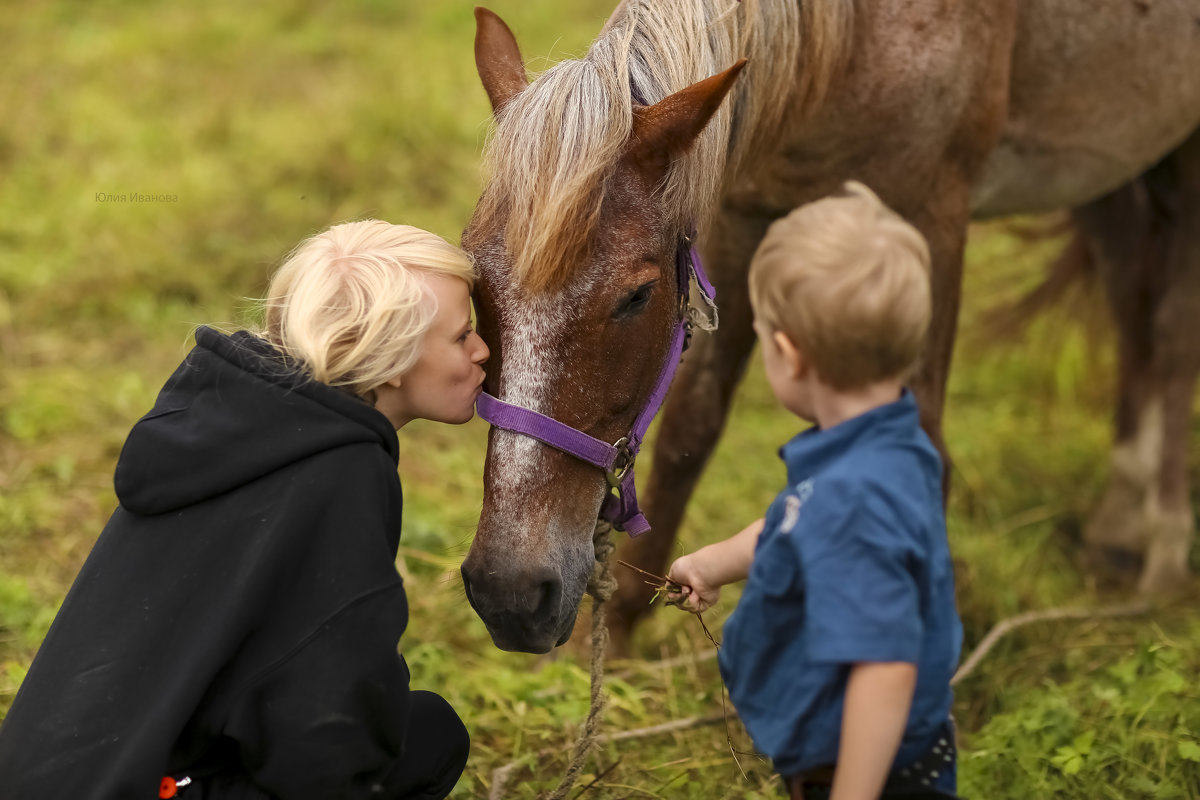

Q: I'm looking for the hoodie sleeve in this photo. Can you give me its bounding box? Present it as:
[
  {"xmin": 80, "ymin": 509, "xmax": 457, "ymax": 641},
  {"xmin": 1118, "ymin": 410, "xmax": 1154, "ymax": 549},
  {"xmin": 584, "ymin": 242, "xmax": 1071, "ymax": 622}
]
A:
[{"xmin": 222, "ymin": 582, "xmax": 421, "ymax": 799}]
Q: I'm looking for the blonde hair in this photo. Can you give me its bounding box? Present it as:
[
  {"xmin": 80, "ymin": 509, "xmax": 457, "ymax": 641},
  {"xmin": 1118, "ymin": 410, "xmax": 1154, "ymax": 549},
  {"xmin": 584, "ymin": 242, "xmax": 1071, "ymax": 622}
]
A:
[
  {"xmin": 749, "ymin": 182, "xmax": 932, "ymax": 390},
  {"xmin": 264, "ymin": 220, "xmax": 475, "ymax": 396}
]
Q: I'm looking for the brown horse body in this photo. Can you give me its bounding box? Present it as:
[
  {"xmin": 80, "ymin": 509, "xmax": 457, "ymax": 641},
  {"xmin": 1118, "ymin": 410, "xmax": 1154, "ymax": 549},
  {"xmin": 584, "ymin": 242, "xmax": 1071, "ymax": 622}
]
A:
[{"xmin": 461, "ymin": 0, "xmax": 1200, "ymax": 654}]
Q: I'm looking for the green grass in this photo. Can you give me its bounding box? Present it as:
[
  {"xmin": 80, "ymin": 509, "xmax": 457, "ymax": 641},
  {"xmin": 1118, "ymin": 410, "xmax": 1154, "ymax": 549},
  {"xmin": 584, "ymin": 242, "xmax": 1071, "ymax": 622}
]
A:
[{"xmin": 2, "ymin": 1, "xmax": 1199, "ymax": 797}]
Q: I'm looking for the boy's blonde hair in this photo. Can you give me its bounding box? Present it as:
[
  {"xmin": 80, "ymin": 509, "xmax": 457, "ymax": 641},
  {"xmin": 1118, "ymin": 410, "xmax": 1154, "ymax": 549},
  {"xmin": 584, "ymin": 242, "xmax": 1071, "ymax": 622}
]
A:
[
  {"xmin": 749, "ymin": 181, "xmax": 932, "ymax": 390},
  {"xmin": 264, "ymin": 220, "xmax": 476, "ymax": 397}
]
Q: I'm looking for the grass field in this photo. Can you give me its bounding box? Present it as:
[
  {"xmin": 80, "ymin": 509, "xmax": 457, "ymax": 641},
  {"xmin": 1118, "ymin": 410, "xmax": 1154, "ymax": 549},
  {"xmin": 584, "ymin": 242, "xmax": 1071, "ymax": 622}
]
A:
[{"xmin": 1, "ymin": 1, "xmax": 1198, "ymax": 797}]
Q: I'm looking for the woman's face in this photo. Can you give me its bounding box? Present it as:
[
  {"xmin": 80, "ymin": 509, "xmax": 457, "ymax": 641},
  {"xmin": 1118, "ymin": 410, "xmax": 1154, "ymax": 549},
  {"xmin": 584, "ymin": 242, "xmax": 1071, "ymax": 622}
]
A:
[{"xmin": 375, "ymin": 274, "xmax": 489, "ymax": 429}]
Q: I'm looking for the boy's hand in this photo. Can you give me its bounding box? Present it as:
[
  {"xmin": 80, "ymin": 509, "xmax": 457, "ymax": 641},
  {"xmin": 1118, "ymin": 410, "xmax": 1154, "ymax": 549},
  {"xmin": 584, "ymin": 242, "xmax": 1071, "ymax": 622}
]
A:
[{"xmin": 666, "ymin": 554, "xmax": 720, "ymax": 613}]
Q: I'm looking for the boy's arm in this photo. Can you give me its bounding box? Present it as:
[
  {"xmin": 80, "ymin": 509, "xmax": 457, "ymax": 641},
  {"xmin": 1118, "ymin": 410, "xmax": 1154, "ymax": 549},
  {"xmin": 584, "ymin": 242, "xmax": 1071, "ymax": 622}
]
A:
[
  {"xmin": 830, "ymin": 661, "xmax": 918, "ymax": 800},
  {"xmin": 666, "ymin": 518, "xmax": 764, "ymax": 612}
]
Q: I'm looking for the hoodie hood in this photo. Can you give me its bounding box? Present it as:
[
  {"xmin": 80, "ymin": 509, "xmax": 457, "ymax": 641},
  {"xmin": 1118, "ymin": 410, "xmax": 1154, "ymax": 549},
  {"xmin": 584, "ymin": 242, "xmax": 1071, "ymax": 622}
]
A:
[{"xmin": 115, "ymin": 326, "xmax": 399, "ymax": 515}]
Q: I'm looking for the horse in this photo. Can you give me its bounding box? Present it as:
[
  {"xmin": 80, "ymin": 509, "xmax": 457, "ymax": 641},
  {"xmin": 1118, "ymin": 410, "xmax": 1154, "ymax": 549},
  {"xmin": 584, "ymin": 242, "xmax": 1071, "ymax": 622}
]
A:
[{"xmin": 457, "ymin": 0, "xmax": 1200, "ymax": 654}]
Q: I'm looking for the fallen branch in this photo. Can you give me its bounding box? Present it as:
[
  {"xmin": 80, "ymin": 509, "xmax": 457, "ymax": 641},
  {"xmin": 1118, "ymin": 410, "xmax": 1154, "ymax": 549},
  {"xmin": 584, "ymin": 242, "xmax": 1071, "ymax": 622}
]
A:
[
  {"xmin": 610, "ymin": 647, "xmax": 718, "ymax": 680},
  {"xmin": 951, "ymin": 600, "xmax": 1150, "ymax": 685},
  {"xmin": 488, "ymin": 713, "xmax": 728, "ymax": 799},
  {"xmin": 603, "ymin": 711, "xmax": 728, "ymax": 743}
]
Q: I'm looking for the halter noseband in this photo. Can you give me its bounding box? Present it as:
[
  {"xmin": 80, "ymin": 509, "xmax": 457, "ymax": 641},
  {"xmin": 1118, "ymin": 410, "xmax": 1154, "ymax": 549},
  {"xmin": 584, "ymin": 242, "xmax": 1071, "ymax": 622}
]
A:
[{"xmin": 475, "ymin": 234, "xmax": 717, "ymax": 536}]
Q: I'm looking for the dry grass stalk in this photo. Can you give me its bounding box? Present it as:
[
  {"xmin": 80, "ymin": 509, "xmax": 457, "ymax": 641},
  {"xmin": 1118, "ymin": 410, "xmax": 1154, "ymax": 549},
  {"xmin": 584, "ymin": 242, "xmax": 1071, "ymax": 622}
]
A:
[{"xmin": 616, "ymin": 560, "xmax": 756, "ymax": 777}]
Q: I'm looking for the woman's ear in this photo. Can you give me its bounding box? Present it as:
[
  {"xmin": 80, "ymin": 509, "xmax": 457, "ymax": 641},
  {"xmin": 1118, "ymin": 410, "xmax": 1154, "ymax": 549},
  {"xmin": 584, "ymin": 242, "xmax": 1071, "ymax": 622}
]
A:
[
  {"xmin": 772, "ymin": 330, "xmax": 807, "ymax": 380},
  {"xmin": 370, "ymin": 379, "xmax": 409, "ymax": 430},
  {"xmin": 383, "ymin": 373, "xmax": 403, "ymax": 389}
]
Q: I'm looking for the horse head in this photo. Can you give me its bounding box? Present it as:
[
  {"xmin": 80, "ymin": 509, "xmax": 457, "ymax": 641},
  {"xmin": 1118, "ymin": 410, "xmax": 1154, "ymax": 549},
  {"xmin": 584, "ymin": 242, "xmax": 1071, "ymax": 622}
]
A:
[{"xmin": 460, "ymin": 8, "xmax": 744, "ymax": 653}]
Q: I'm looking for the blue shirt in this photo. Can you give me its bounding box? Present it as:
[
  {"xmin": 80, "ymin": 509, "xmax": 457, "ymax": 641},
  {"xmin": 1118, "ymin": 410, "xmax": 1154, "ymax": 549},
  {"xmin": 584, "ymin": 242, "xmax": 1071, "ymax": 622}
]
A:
[{"xmin": 718, "ymin": 391, "xmax": 962, "ymax": 778}]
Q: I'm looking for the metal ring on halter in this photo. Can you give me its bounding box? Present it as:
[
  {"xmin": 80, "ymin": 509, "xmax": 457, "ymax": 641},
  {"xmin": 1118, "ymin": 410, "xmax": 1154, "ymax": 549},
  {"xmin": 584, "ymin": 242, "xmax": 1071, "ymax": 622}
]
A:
[{"xmin": 606, "ymin": 437, "xmax": 634, "ymax": 487}]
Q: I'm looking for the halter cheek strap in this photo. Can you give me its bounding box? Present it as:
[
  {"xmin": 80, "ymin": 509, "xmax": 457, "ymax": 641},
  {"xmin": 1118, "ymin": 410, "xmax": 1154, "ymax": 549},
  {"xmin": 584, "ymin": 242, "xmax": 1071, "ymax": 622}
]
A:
[{"xmin": 475, "ymin": 236, "xmax": 716, "ymax": 536}]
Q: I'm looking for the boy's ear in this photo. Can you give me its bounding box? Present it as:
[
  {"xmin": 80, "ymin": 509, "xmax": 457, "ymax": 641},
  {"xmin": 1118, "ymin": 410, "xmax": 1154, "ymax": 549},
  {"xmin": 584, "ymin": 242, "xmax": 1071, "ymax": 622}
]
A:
[{"xmin": 773, "ymin": 331, "xmax": 806, "ymax": 380}]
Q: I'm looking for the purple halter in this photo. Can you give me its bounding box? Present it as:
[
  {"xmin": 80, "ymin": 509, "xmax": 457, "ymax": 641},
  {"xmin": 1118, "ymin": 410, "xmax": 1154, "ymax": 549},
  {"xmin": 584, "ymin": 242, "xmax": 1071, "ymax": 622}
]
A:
[{"xmin": 475, "ymin": 235, "xmax": 717, "ymax": 536}]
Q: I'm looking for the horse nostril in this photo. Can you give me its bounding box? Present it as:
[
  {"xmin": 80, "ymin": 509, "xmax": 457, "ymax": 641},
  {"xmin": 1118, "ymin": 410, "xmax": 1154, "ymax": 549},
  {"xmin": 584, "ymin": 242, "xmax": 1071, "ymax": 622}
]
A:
[
  {"xmin": 460, "ymin": 566, "xmax": 477, "ymax": 609},
  {"xmin": 461, "ymin": 559, "xmax": 563, "ymax": 632},
  {"xmin": 533, "ymin": 577, "xmax": 561, "ymax": 622}
]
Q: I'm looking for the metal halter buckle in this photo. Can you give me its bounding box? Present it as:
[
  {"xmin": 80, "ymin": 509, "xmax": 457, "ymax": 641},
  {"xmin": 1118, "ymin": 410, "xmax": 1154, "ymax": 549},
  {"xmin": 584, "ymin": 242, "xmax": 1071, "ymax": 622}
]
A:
[{"xmin": 606, "ymin": 437, "xmax": 635, "ymax": 487}]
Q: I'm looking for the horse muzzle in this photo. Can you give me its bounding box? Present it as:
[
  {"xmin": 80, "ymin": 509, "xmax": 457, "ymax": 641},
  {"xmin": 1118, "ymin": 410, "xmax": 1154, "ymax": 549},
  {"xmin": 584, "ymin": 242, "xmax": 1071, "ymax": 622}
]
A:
[{"xmin": 460, "ymin": 555, "xmax": 583, "ymax": 653}]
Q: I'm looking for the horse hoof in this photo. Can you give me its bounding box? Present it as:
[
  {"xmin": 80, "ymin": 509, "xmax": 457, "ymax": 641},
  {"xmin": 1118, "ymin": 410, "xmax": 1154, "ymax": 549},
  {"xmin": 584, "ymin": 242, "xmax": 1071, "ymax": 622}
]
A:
[
  {"xmin": 1137, "ymin": 543, "xmax": 1194, "ymax": 597},
  {"xmin": 1080, "ymin": 544, "xmax": 1142, "ymax": 591}
]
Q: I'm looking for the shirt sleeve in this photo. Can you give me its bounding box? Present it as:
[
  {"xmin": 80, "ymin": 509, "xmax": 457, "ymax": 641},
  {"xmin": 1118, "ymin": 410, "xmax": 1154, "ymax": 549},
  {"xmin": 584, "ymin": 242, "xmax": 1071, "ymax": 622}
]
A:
[
  {"xmin": 223, "ymin": 583, "xmax": 417, "ymax": 799},
  {"xmin": 799, "ymin": 484, "xmax": 923, "ymax": 664}
]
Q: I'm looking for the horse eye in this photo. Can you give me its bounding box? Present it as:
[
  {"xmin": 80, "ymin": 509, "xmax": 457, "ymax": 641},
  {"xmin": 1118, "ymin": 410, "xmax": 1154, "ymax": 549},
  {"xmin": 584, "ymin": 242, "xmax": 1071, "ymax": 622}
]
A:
[{"xmin": 613, "ymin": 282, "xmax": 656, "ymax": 319}]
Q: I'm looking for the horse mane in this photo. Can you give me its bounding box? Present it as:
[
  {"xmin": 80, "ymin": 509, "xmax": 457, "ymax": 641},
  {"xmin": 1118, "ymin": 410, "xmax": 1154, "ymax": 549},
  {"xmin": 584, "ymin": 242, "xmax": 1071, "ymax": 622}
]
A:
[{"xmin": 475, "ymin": 0, "xmax": 853, "ymax": 294}]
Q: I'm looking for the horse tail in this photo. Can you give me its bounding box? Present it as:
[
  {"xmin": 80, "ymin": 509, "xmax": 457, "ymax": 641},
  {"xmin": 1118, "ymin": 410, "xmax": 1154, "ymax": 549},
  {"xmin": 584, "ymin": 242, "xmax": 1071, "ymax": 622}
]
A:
[
  {"xmin": 982, "ymin": 166, "xmax": 1178, "ymax": 344},
  {"xmin": 979, "ymin": 217, "xmax": 1098, "ymax": 342}
]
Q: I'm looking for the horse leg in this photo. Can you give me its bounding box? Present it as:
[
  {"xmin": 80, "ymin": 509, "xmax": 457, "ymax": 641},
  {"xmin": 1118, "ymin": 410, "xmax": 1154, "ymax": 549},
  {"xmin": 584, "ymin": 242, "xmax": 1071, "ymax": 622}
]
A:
[
  {"xmin": 1077, "ymin": 178, "xmax": 1165, "ymax": 566},
  {"xmin": 606, "ymin": 201, "xmax": 767, "ymax": 657},
  {"xmin": 1081, "ymin": 134, "xmax": 1200, "ymax": 594},
  {"xmin": 905, "ymin": 179, "xmax": 973, "ymax": 497},
  {"xmin": 1140, "ymin": 132, "xmax": 1200, "ymax": 594}
]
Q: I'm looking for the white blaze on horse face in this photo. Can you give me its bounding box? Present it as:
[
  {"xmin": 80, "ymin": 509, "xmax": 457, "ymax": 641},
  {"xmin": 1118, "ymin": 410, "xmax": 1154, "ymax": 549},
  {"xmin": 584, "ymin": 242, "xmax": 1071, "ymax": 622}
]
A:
[
  {"xmin": 500, "ymin": 292, "xmax": 567, "ymax": 410},
  {"xmin": 488, "ymin": 270, "xmax": 604, "ymax": 530}
]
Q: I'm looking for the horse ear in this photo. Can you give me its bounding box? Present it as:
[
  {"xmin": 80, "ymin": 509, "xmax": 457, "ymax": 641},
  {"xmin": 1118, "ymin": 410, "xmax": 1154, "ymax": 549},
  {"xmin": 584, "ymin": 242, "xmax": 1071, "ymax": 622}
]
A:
[
  {"xmin": 628, "ymin": 59, "xmax": 748, "ymax": 183},
  {"xmin": 475, "ymin": 7, "xmax": 528, "ymax": 114}
]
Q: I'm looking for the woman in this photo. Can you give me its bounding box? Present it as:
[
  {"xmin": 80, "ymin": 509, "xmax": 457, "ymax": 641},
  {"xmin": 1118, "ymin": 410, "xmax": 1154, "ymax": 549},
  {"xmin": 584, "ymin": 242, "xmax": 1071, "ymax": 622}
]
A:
[{"xmin": 0, "ymin": 221, "xmax": 488, "ymax": 799}]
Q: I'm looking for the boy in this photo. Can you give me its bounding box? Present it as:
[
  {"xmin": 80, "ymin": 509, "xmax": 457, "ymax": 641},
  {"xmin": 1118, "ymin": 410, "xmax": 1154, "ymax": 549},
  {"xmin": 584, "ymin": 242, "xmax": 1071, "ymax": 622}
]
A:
[{"xmin": 667, "ymin": 182, "xmax": 962, "ymax": 800}]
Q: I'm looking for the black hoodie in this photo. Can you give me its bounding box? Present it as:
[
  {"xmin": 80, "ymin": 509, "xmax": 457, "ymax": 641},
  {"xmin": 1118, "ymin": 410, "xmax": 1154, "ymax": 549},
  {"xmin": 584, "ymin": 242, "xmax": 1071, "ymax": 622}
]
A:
[{"xmin": 0, "ymin": 327, "xmax": 439, "ymax": 799}]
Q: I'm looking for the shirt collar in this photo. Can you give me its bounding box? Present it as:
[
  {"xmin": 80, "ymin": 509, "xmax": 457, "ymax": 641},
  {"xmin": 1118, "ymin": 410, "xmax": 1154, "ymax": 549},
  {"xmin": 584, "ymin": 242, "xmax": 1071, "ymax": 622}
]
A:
[{"xmin": 778, "ymin": 389, "xmax": 918, "ymax": 484}]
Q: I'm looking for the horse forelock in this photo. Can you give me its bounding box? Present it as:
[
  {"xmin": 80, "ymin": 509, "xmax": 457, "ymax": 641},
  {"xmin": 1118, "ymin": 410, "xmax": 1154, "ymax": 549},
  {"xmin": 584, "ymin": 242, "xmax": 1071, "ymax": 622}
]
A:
[
  {"xmin": 476, "ymin": 46, "xmax": 633, "ymax": 296},
  {"xmin": 474, "ymin": 0, "xmax": 849, "ymax": 296}
]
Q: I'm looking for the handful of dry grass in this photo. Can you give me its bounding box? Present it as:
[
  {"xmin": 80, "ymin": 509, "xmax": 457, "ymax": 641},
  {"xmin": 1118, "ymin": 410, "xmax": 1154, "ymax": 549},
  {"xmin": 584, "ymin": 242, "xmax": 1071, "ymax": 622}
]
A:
[
  {"xmin": 616, "ymin": 560, "xmax": 720, "ymax": 649},
  {"xmin": 617, "ymin": 559, "xmax": 685, "ymax": 604},
  {"xmin": 616, "ymin": 559, "xmax": 755, "ymax": 774}
]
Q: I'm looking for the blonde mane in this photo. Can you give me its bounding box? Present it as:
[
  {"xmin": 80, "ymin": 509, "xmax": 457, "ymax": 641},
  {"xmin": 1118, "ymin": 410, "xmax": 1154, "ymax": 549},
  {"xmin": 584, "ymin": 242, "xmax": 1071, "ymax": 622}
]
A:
[{"xmin": 475, "ymin": 0, "xmax": 852, "ymax": 294}]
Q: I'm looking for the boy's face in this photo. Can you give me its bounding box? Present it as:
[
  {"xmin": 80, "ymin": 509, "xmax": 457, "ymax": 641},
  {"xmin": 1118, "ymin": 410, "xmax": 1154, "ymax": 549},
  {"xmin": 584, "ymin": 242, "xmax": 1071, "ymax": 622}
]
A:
[{"xmin": 754, "ymin": 319, "xmax": 816, "ymax": 423}]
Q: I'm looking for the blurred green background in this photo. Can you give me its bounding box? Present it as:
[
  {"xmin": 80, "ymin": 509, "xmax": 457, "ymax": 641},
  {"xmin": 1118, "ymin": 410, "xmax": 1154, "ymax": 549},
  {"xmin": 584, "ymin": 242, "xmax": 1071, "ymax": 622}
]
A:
[{"xmin": 1, "ymin": 1, "xmax": 1198, "ymax": 797}]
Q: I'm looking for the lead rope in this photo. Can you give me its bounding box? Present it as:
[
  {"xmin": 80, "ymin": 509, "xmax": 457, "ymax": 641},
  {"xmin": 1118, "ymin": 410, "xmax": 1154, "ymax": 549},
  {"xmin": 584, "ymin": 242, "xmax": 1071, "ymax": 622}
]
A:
[{"xmin": 545, "ymin": 520, "xmax": 617, "ymax": 800}]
